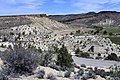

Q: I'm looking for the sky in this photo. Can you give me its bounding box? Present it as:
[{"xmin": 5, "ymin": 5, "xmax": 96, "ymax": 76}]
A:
[{"xmin": 0, "ymin": 0, "xmax": 120, "ymax": 15}]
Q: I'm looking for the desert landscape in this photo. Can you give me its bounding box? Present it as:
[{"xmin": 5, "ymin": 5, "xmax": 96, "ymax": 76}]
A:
[{"xmin": 0, "ymin": 11, "xmax": 119, "ymax": 80}]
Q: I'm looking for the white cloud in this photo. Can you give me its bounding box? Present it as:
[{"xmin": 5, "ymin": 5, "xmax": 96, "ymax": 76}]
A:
[
  {"xmin": 72, "ymin": 0, "xmax": 120, "ymax": 12},
  {"xmin": 10, "ymin": 0, "xmax": 45, "ymax": 8},
  {"xmin": 74, "ymin": 2, "xmax": 101, "ymax": 10},
  {"xmin": 0, "ymin": 0, "xmax": 46, "ymax": 15}
]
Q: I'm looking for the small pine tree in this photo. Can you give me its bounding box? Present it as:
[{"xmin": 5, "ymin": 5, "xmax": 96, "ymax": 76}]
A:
[
  {"xmin": 76, "ymin": 30, "xmax": 80, "ymax": 34},
  {"xmin": 70, "ymin": 32, "xmax": 74, "ymax": 35},
  {"xmin": 56, "ymin": 45, "xmax": 73, "ymax": 68},
  {"xmin": 75, "ymin": 48, "xmax": 80, "ymax": 54},
  {"xmin": 105, "ymin": 53, "xmax": 118, "ymax": 61}
]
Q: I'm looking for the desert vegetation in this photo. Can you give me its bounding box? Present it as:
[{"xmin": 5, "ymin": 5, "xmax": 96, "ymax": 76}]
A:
[
  {"xmin": 0, "ymin": 44, "xmax": 74, "ymax": 79},
  {"xmin": 75, "ymin": 48, "xmax": 90, "ymax": 58},
  {"xmin": 0, "ymin": 45, "xmax": 40, "ymax": 77}
]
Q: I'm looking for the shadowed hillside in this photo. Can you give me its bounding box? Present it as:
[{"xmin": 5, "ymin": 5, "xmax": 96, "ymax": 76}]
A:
[{"xmin": 49, "ymin": 11, "xmax": 120, "ymax": 28}]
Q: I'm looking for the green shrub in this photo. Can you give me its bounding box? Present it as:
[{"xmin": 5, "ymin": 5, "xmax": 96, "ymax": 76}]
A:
[
  {"xmin": 56, "ymin": 45, "xmax": 73, "ymax": 69},
  {"xmin": 76, "ymin": 30, "xmax": 80, "ymax": 34},
  {"xmin": 10, "ymin": 32, "xmax": 14, "ymax": 35},
  {"xmin": 109, "ymin": 32, "xmax": 113, "ymax": 36},
  {"xmin": 75, "ymin": 48, "xmax": 81, "ymax": 54},
  {"xmin": 75, "ymin": 48, "xmax": 90, "ymax": 58},
  {"xmin": 103, "ymin": 30, "xmax": 107, "ymax": 35},
  {"xmin": 70, "ymin": 32, "xmax": 74, "ymax": 35},
  {"xmin": 105, "ymin": 53, "xmax": 118, "ymax": 61},
  {"xmin": 93, "ymin": 30, "xmax": 99, "ymax": 35},
  {"xmin": 81, "ymin": 64, "xmax": 86, "ymax": 68},
  {"xmin": 79, "ymin": 52, "xmax": 90, "ymax": 58}
]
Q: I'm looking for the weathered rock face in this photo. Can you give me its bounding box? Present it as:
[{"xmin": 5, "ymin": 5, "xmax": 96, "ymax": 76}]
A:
[
  {"xmin": 0, "ymin": 14, "xmax": 46, "ymax": 29},
  {"xmin": 49, "ymin": 11, "xmax": 120, "ymax": 28},
  {"xmin": 0, "ymin": 14, "xmax": 47, "ymax": 29},
  {"xmin": 0, "ymin": 14, "xmax": 69, "ymax": 31}
]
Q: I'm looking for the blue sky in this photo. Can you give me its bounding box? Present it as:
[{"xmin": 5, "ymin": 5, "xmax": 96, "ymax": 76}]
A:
[{"xmin": 0, "ymin": 0, "xmax": 120, "ymax": 15}]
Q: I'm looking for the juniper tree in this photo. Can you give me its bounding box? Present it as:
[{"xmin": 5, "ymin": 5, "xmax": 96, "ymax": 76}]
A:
[{"xmin": 56, "ymin": 45, "xmax": 73, "ymax": 69}]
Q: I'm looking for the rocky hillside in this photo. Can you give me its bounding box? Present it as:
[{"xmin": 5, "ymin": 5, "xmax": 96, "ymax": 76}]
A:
[
  {"xmin": 0, "ymin": 14, "xmax": 69, "ymax": 30},
  {"xmin": 0, "ymin": 14, "xmax": 119, "ymax": 55},
  {"xmin": 0, "ymin": 14, "xmax": 71, "ymax": 51},
  {"xmin": 0, "ymin": 13, "xmax": 120, "ymax": 80},
  {"xmin": 49, "ymin": 11, "xmax": 120, "ymax": 28}
]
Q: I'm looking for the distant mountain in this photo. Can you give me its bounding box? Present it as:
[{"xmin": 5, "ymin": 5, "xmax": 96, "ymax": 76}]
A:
[{"xmin": 49, "ymin": 11, "xmax": 120, "ymax": 28}]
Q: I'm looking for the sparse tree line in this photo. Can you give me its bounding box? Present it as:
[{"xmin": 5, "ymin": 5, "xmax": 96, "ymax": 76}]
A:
[
  {"xmin": 92, "ymin": 26, "xmax": 108, "ymax": 35},
  {"xmin": 74, "ymin": 47, "xmax": 120, "ymax": 61},
  {"xmin": 69, "ymin": 26, "xmax": 114, "ymax": 36}
]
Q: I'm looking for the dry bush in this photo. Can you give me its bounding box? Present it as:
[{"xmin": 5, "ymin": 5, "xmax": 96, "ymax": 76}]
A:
[{"xmin": 0, "ymin": 46, "xmax": 40, "ymax": 77}]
